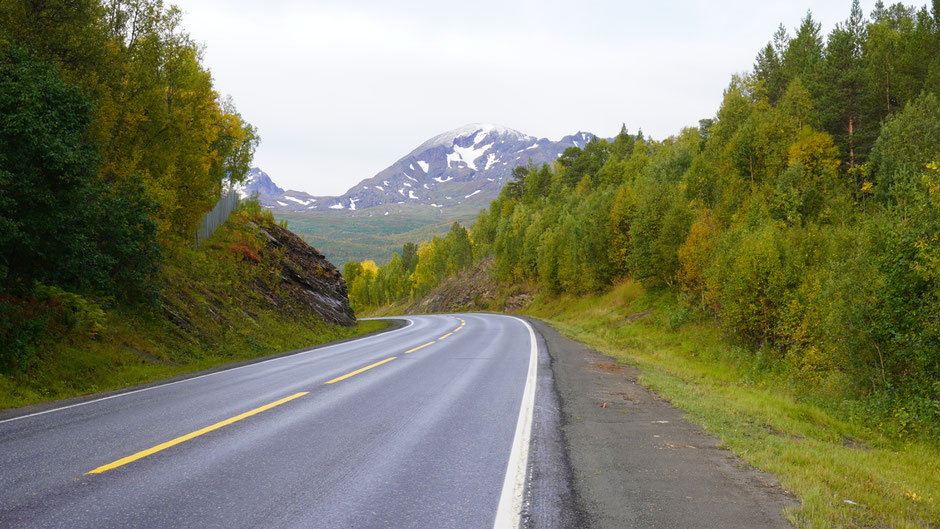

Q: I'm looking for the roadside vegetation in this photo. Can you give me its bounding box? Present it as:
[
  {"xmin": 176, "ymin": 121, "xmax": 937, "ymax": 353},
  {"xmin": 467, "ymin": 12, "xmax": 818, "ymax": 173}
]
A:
[
  {"xmin": 0, "ymin": 202, "xmax": 386, "ymax": 410},
  {"xmin": 523, "ymin": 281, "xmax": 938, "ymax": 528},
  {"xmin": 351, "ymin": 0, "xmax": 940, "ymax": 443},
  {"xmin": 0, "ymin": 2, "xmax": 377, "ymax": 409},
  {"xmin": 349, "ymin": 2, "xmax": 940, "ymax": 526}
]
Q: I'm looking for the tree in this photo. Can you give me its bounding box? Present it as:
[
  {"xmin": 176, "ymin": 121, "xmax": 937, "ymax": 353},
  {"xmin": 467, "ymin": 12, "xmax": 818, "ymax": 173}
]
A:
[
  {"xmin": 608, "ymin": 185, "xmax": 637, "ymax": 277},
  {"xmin": 863, "ymin": 2, "xmax": 915, "ymax": 119},
  {"xmin": 610, "ymin": 124, "xmax": 635, "ymax": 160},
  {"xmin": 400, "ymin": 242, "xmax": 418, "ymax": 273},
  {"xmin": 504, "ymin": 164, "xmax": 530, "ymax": 200},
  {"xmin": 629, "ymin": 183, "xmax": 692, "ymax": 286},
  {"xmin": 783, "ymin": 11, "xmax": 824, "ymax": 88},
  {"xmin": 868, "ymin": 92, "xmax": 940, "ymax": 196},
  {"xmin": 0, "ymin": 43, "xmax": 157, "ymax": 298},
  {"xmin": 754, "ymin": 42, "xmax": 786, "ymax": 103},
  {"xmin": 818, "ymin": 0, "xmax": 868, "ymax": 172},
  {"xmin": 3, "ymin": 0, "xmax": 260, "ymax": 240},
  {"xmin": 444, "ymin": 222, "xmax": 473, "ymax": 274},
  {"xmin": 677, "ymin": 209, "xmax": 719, "ymax": 308}
]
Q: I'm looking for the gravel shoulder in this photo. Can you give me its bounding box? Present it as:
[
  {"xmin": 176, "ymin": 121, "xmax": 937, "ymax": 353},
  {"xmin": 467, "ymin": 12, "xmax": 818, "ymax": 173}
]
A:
[{"xmin": 526, "ymin": 317, "xmax": 797, "ymax": 529}]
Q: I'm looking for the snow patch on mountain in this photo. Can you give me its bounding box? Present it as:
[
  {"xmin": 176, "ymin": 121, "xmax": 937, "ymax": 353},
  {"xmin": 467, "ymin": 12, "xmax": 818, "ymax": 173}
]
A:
[
  {"xmin": 450, "ymin": 142, "xmax": 492, "ymax": 171},
  {"xmin": 283, "ymin": 196, "xmax": 311, "ymax": 206},
  {"xmin": 244, "ymin": 123, "xmax": 604, "ymax": 216}
]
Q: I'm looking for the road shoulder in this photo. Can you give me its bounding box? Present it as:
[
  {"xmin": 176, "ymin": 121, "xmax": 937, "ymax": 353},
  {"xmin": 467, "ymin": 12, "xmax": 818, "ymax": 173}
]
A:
[{"xmin": 526, "ymin": 317, "xmax": 796, "ymax": 529}]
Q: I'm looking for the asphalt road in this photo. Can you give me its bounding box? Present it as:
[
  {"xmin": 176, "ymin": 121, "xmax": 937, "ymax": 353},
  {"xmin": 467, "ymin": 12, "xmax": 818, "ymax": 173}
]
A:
[{"xmin": 0, "ymin": 314, "xmax": 550, "ymax": 529}]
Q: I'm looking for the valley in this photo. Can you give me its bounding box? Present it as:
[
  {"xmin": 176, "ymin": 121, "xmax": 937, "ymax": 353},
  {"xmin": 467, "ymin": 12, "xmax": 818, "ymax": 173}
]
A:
[{"xmin": 274, "ymin": 206, "xmax": 477, "ymax": 265}]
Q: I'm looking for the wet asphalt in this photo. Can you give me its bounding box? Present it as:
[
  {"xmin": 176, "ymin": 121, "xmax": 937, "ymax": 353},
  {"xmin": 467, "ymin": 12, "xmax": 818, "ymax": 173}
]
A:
[{"xmin": 0, "ymin": 314, "xmax": 552, "ymax": 528}]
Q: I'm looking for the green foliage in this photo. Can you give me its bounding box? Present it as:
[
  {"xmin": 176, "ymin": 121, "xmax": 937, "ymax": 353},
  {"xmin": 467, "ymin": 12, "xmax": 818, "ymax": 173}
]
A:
[
  {"xmin": 1, "ymin": 212, "xmax": 387, "ymax": 408},
  {"xmin": 0, "ymin": 0, "xmax": 258, "ymax": 239},
  {"xmin": 469, "ymin": 1, "xmax": 940, "ymax": 440},
  {"xmin": 868, "ymin": 91, "xmax": 940, "ymax": 195},
  {"xmin": 0, "ymin": 1, "xmax": 263, "ymax": 383},
  {"xmin": 345, "ymin": 222, "xmax": 476, "ymax": 310},
  {"xmin": 33, "ymin": 284, "xmax": 108, "ymax": 338},
  {"xmin": 0, "ymin": 293, "xmax": 64, "ymax": 372},
  {"xmin": 629, "ymin": 183, "xmax": 692, "ymax": 286},
  {"xmin": 0, "ymin": 43, "xmax": 159, "ymax": 299}
]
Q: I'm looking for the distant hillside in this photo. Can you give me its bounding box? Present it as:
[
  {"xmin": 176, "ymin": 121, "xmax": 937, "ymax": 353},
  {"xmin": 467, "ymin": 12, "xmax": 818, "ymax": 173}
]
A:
[
  {"xmin": 242, "ymin": 123, "xmax": 597, "ymax": 216},
  {"xmin": 243, "ymin": 123, "xmax": 599, "ymax": 264}
]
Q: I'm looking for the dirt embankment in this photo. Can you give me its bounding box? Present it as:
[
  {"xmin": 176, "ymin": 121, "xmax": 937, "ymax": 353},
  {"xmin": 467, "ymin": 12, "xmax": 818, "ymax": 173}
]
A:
[
  {"xmin": 159, "ymin": 216, "xmax": 357, "ymax": 342},
  {"xmin": 389, "ymin": 257, "xmax": 533, "ymax": 315}
]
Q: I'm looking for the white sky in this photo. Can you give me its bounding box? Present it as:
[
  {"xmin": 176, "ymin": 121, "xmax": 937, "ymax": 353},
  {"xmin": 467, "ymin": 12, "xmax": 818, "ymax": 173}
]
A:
[{"xmin": 174, "ymin": 0, "xmax": 878, "ymax": 195}]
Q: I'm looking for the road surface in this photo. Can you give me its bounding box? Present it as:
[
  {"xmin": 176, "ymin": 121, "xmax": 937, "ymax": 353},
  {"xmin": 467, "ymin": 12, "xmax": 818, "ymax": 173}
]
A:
[{"xmin": 0, "ymin": 314, "xmax": 551, "ymax": 528}]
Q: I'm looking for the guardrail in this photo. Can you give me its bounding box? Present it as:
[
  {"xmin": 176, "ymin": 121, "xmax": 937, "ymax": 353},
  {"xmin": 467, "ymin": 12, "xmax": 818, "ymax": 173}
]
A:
[{"xmin": 195, "ymin": 190, "xmax": 239, "ymax": 247}]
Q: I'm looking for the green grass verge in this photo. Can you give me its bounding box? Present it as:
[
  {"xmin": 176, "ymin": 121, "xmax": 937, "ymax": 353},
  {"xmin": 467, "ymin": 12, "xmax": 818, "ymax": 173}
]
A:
[
  {"xmin": 0, "ymin": 317, "xmax": 387, "ymax": 410},
  {"xmin": 520, "ymin": 281, "xmax": 939, "ymax": 529}
]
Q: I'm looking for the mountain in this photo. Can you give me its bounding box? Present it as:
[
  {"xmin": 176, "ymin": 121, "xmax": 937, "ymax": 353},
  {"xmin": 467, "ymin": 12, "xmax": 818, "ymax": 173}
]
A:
[
  {"xmin": 247, "ymin": 124, "xmax": 596, "ymax": 215},
  {"xmin": 238, "ymin": 167, "xmax": 285, "ymax": 198}
]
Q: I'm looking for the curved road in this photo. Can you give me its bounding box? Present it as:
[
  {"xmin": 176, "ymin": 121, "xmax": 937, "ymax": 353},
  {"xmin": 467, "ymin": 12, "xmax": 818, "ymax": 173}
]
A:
[{"xmin": 0, "ymin": 314, "xmax": 545, "ymax": 528}]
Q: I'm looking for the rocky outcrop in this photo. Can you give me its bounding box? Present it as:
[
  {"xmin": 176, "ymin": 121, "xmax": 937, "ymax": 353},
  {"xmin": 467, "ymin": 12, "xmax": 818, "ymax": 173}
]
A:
[
  {"xmin": 386, "ymin": 257, "xmax": 530, "ymax": 315},
  {"xmin": 255, "ymin": 221, "xmax": 356, "ymax": 326}
]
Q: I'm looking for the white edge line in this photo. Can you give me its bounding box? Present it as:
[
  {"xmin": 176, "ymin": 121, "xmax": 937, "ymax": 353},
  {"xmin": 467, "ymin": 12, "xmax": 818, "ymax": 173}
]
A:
[
  {"xmin": 493, "ymin": 316, "xmax": 538, "ymax": 529},
  {"xmin": 0, "ymin": 318, "xmax": 414, "ymax": 425}
]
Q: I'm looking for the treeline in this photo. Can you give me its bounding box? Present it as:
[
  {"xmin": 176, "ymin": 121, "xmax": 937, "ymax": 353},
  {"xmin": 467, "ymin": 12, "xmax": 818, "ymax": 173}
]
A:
[
  {"xmin": 0, "ymin": 0, "xmax": 256, "ymax": 369},
  {"xmin": 343, "ymin": 222, "xmax": 473, "ymax": 309},
  {"xmin": 352, "ymin": 1, "xmax": 940, "ymax": 435},
  {"xmin": 0, "ymin": 0, "xmax": 256, "ymax": 297},
  {"xmin": 477, "ymin": 0, "xmax": 940, "ymax": 433}
]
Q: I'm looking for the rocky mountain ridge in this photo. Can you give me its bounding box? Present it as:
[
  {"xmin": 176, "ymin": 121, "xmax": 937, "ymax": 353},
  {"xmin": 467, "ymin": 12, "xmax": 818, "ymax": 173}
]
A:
[{"xmin": 239, "ymin": 124, "xmax": 597, "ymax": 215}]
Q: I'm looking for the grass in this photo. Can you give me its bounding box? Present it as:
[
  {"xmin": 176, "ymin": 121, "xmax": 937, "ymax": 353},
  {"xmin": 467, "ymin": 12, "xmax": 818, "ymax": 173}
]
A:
[
  {"xmin": 0, "ymin": 208, "xmax": 389, "ymax": 411},
  {"xmin": 0, "ymin": 314, "xmax": 387, "ymax": 410},
  {"xmin": 520, "ymin": 280, "xmax": 939, "ymax": 529}
]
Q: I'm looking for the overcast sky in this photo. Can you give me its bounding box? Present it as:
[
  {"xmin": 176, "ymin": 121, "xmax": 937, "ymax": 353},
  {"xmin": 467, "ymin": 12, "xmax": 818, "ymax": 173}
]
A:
[{"xmin": 174, "ymin": 1, "xmax": 875, "ymax": 195}]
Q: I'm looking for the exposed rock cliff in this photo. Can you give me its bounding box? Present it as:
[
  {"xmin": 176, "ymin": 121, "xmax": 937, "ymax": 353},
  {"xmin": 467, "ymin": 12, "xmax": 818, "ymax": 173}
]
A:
[{"xmin": 254, "ymin": 221, "xmax": 356, "ymax": 326}]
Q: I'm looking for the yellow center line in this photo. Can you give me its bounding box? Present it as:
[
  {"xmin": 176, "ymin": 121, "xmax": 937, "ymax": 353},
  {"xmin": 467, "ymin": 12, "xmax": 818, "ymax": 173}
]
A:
[
  {"xmin": 439, "ymin": 332, "xmax": 454, "ymax": 340},
  {"xmin": 404, "ymin": 342, "xmax": 436, "ymax": 354},
  {"xmin": 325, "ymin": 356, "xmax": 397, "ymax": 384},
  {"xmin": 87, "ymin": 391, "xmax": 308, "ymax": 474}
]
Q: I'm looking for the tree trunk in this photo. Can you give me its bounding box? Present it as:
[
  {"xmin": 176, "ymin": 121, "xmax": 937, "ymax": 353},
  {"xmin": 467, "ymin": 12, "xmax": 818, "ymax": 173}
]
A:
[
  {"xmin": 885, "ymin": 66, "xmax": 891, "ymax": 113},
  {"xmin": 848, "ymin": 116, "xmax": 855, "ymax": 169}
]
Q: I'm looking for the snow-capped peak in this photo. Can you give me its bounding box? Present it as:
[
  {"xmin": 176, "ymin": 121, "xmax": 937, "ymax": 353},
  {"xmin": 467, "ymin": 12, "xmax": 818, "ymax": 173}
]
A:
[{"xmin": 413, "ymin": 123, "xmax": 532, "ymax": 153}]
